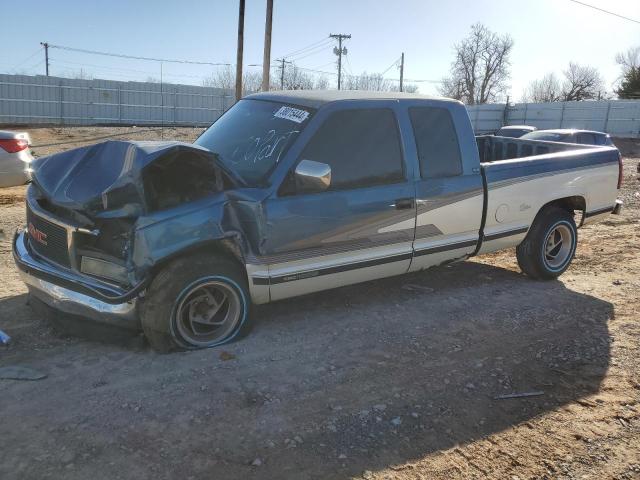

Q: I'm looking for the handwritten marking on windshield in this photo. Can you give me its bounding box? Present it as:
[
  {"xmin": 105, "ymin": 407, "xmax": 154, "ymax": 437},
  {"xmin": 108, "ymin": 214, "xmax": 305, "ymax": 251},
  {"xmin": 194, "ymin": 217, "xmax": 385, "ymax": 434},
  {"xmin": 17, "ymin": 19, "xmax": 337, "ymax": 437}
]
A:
[{"xmin": 235, "ymin": 129, "xmax": 300, "ymax": 166}]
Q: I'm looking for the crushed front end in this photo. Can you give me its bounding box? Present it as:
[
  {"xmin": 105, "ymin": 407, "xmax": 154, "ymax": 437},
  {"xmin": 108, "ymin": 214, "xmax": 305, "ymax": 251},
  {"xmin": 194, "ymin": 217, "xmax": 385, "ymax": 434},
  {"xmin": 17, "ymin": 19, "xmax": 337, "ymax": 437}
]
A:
[{"xmin": 13, "ymin": 140, "xmax": 235, "ymax": 330}]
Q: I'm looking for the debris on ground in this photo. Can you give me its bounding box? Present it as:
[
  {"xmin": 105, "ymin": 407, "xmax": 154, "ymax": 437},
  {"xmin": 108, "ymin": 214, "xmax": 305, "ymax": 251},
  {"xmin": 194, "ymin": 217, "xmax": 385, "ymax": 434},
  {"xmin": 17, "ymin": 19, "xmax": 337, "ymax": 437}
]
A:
[
  {"xmin": 401, "ymin": 284, "xmax": 435, "ymax": 293},
  {"xmin": 0, "ymin": 365, "xmax": 47, "ymax": 381},
  {"xmin": 494, "ymin": 391, "xmax": 545, "ymax": 400},
  {"xmin": 219, "ymin": 351, "xmax": 236, "ymax": 361},
  {"xmin": 0, "ymin": 328, "xmax": 10, "ymax": 345}
]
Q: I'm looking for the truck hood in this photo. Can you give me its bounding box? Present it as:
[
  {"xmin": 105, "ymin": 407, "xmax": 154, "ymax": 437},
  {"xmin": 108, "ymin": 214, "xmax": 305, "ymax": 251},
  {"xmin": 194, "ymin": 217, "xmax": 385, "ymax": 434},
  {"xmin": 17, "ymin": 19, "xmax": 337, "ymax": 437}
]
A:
[{"xmin": 31, "ymin": 140, "xmax": 239, "ymax": 218}]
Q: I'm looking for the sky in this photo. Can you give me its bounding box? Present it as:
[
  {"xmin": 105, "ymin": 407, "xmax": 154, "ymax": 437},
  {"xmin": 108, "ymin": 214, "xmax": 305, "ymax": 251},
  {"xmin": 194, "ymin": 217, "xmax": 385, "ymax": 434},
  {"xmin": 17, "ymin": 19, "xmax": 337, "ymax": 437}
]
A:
[{"xmin": 1, "ymin": 0, "xmax": 638, "ymax": 99}]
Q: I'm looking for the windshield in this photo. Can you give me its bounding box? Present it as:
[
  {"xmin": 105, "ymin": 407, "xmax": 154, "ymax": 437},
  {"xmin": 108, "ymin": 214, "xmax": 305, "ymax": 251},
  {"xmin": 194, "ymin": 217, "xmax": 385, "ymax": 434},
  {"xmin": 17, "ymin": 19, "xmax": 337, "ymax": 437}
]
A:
[
  {"xmin": 194, "ymin": 99, "xmax": 314, "ymax": 185},
  {"xmin": 520, "ymin": 131, "xmax": 572, "ymax": 142}
]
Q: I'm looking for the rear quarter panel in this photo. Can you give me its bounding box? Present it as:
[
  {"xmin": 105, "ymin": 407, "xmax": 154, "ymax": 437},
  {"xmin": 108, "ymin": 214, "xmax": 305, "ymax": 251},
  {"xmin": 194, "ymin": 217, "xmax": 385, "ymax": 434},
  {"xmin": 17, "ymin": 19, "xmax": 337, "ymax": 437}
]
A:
[{"xmin": 479, "ymin": 147, "xmax": 619, "ymax": 254}]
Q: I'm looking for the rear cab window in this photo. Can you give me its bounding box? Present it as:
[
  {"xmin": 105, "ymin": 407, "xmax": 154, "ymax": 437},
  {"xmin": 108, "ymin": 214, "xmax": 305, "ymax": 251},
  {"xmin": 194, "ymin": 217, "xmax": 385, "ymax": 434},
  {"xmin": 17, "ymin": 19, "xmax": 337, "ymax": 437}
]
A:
[{"xmin": 409, "ymin": 107, "xmax": 463, "ymax": 178}]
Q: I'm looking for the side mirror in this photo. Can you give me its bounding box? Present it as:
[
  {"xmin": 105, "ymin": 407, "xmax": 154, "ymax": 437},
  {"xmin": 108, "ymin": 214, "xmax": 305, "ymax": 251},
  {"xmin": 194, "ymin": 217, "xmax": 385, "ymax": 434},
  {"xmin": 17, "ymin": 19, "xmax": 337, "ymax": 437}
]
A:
[{"xmin": 294, "ymin": 159, "xmax": 331, "ymax": 194}]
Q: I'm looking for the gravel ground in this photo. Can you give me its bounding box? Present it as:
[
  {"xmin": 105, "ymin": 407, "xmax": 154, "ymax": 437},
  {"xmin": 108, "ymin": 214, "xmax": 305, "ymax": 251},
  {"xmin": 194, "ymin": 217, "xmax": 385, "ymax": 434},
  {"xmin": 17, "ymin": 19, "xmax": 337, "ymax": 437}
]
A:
[{"xmin": 0, "ymin": 128, "xmax": 639, "ymax": 480}]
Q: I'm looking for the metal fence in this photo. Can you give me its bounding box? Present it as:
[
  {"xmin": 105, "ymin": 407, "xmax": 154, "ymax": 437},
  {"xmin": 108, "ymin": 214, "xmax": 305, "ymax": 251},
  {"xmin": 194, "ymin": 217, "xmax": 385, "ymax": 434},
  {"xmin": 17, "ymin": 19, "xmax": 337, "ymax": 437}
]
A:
[
  {"xmin": 2, "ymin": 74, "xmax": 639, "ymax": 137},
  {"xmin": 0, "ymin": 74, "xmax": 234, "ymax": 126},
  {"xmin": 468, "ymin": 100, "xmax": 640, "ymax": 138}
]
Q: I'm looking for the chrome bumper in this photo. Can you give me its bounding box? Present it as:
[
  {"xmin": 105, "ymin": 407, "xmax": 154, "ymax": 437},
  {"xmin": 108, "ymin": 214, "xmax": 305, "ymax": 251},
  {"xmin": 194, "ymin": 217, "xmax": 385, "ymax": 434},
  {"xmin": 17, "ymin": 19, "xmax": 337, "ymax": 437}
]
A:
[{"xmin": 13, "ymin": 230, "xmax": 140, "ymax": 330}]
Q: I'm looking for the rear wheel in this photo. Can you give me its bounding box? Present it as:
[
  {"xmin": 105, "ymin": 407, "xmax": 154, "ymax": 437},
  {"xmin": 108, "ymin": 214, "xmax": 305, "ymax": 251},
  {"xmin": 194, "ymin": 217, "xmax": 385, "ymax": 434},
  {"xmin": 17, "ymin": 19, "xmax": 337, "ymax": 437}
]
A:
[
  {"xmin": 516, "ymin": 206, "xmax": 577, "ymax": 280},
  {"xmin": 141, "ymin": 254, "xmax": 251, "ymax": 353}
]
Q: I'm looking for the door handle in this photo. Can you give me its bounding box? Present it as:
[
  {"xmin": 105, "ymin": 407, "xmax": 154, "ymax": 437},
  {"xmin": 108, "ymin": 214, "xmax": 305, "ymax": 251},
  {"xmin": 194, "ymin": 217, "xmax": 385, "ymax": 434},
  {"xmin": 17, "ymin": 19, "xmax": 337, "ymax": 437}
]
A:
[{"xmin": 392, "ymin": 198, "xmax": 415, "ymax": 210}]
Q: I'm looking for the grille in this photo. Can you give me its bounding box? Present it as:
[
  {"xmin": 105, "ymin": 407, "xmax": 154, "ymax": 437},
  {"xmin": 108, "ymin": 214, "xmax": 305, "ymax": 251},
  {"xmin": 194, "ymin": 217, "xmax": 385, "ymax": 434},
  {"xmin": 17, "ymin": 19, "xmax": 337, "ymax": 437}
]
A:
[{"xmin": 26, "ymin": 204, "xmax": 71, "ymax": 268}]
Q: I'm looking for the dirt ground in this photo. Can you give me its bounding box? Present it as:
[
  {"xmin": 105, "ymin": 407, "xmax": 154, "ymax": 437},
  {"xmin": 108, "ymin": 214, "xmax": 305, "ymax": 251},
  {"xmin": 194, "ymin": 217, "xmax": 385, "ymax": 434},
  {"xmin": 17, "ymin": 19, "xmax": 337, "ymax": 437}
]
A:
[{"xmin": 0, "ymin": 128, "xmax": 639, "ymax": 480}]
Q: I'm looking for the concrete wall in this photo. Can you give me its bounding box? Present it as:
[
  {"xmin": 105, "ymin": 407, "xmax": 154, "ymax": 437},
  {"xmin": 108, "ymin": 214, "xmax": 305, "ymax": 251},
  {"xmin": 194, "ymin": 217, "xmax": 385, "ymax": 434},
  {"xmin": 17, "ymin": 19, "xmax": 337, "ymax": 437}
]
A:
[
  {"xmin": 468, "ymin": 100, "xmax": 640, "ymax": 138},
  {"xmin": 0, "ymin": 74, "xmax": 234, "ymax": 126}
]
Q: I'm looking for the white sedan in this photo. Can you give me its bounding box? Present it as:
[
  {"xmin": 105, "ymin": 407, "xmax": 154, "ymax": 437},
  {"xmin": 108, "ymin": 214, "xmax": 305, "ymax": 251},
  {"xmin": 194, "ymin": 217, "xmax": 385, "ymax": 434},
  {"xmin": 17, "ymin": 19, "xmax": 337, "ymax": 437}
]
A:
[{"xmin": 0, "ymin": 130, "xmax": 33, "ymax": 188}]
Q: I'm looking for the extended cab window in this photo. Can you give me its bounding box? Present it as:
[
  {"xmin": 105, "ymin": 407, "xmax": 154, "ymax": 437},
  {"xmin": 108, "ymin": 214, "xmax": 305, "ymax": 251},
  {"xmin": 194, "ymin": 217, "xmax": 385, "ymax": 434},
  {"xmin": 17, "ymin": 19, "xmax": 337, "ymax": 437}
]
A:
[
  {"xmin": 298, "ymin": 108, "xmax": 404, "ymax": 190},
  {"xmin": 577, "ymin": 132, "xmax": 596, "ymax": 145},
  {"xmin": 409, "ymin": 107, "xmax": 463, "ymax": 178}
]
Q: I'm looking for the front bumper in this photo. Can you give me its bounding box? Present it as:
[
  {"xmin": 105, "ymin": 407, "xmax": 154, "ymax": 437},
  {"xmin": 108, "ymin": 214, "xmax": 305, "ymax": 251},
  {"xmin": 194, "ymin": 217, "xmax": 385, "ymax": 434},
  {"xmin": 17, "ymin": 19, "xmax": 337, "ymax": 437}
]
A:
[{"xmin": 13, "ymin": 230, "xmax": 140, "ymax": 330}]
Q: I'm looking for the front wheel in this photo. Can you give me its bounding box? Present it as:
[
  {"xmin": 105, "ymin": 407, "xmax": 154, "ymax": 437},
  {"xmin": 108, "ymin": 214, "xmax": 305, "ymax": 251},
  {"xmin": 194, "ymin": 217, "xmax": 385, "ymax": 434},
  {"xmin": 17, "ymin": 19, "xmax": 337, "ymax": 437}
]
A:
[
  {"xmin": 141, "ymin": 254, "xmax": 251, "ymax": 353},
  {"xmin": 516, "ymin": 206, "xmax": 578, "ymax": 280}
]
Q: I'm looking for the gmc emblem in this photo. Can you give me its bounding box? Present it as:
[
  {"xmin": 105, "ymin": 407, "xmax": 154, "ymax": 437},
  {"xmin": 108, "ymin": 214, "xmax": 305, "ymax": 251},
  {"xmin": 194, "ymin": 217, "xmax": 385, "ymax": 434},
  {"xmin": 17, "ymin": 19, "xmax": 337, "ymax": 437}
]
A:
[{"xmin": 28, "ymin": 222, "xmax": 48, "ymax": 246}]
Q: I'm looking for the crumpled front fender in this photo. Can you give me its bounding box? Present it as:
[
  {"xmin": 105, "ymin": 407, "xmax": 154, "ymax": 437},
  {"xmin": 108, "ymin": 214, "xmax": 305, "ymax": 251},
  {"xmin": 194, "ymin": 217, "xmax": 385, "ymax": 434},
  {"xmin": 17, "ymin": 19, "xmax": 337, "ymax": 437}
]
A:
[{"xmin": 130, "ymin": 197, "xmax": 250, "ymax": 278}]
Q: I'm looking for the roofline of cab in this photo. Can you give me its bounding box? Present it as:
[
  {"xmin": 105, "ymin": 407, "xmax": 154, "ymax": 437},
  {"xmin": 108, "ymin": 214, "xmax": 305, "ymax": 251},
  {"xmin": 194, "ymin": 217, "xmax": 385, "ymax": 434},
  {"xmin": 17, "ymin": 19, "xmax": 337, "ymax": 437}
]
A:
[{"xmin": 244, "ymin": 90, "xmax": 462, "ymax": 110}]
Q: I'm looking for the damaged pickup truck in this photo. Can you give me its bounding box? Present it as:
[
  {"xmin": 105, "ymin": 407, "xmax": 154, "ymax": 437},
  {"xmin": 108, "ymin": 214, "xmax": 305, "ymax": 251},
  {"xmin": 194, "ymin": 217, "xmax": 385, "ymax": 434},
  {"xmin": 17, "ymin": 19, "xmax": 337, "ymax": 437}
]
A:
[{"xmin": 13, "ymin": 91, "xmax": 623, "ymax": 352}]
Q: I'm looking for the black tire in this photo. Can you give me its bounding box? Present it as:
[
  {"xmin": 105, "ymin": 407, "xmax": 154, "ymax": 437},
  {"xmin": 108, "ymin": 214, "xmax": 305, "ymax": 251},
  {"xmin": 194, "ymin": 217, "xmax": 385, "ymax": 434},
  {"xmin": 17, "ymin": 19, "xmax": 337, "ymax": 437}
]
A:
[
  {"xmin": 140, "ymin": 253, "xmax": 252, "ymax": 353},
  {"xmin": 516, "ymin": 206, "xmax": 578, "ymax": 280}
]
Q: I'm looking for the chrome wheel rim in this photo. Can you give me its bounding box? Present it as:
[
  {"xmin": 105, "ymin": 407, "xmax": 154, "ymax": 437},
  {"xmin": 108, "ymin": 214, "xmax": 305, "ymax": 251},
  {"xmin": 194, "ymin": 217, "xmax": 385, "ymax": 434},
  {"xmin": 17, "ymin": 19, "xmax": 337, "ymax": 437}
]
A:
[
  {"xmin": 543, "ymin": 223, "xmax": 573, "ymax": 269},
  {"xmin": 174, "ymin": 280, "xmax": 242, "ymax": 346}
]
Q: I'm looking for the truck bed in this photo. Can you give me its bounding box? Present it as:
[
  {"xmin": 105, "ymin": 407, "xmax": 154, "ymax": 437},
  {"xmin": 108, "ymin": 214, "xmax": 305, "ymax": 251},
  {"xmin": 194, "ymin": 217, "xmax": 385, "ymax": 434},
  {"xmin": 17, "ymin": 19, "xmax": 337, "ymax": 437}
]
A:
[
  {"xmin": 476, "ymin": 135, "xmax": 596, "ymax": 163},
  {"xmin": 476, "ymin": 136, "xmax": 621, "ymax": 255}
]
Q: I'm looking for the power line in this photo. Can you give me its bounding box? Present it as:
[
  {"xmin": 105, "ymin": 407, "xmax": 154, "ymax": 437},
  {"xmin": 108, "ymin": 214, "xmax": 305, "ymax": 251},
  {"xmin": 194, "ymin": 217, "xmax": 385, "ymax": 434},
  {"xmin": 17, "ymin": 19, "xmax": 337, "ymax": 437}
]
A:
[
  {"xmin": 287, "ymin": 42, "xmax": 332, "ymax": 62},
  {"xmin": 50, "ymin": 58, "xmax": 213, "ymax": 80},
  {"xmin": 47, "ymin": 43, "xmax": 230, "ymax": 66},
  {"xmin": 303, "ymin": 61, "xmax": 336, "ymax": 71},
  {"xmin": 566, "ymin": 0, "xmax": 640, "ymax": 24},
  {"xmin": 21, "ymin": 59, "xmax": 44, "ymax": 73},
  {"xmin": 278, "ymin": 37, "xmax": 332, "ymax": 60},
  {"xmin": 380, "ymin": 57, "xmax": 401, "ymax": 76},
  {"xmin": 386, "ymin": 77, "xmax": 442, "ymax": 83},
  {"xmin": 9, "ymin": 48, "xmax": 43, "ymax": 71}
]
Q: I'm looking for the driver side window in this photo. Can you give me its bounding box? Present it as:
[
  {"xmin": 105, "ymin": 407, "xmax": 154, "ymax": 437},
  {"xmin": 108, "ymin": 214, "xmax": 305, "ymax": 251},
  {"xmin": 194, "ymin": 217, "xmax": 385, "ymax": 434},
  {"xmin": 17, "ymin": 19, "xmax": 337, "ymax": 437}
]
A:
[{"xmin": 295, "ymin": 108, "xmax": 405, "ymax": 192}]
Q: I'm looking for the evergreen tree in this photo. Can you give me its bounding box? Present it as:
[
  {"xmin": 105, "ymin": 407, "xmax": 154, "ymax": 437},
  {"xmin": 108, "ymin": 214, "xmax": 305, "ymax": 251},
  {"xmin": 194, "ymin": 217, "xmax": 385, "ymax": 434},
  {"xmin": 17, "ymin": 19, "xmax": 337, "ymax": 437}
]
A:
[{"xmin": 616, "ymin": 67, "xmax": 640, "ymax": 99}]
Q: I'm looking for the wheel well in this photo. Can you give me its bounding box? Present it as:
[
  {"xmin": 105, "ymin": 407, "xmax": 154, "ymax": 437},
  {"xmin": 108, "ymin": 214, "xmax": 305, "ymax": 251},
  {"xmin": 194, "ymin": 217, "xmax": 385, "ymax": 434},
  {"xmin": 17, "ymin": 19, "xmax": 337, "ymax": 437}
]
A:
[
  {"xmin": 534, "ymin": 196, "xmax": 586, "ymax": 227},
  {"xmin": 148, "ymin": 239, "xmax": 248, "ymax": 283},
  {"xmin": 541, "ymin": 196, "xmax": 585, "ymax": 214}
]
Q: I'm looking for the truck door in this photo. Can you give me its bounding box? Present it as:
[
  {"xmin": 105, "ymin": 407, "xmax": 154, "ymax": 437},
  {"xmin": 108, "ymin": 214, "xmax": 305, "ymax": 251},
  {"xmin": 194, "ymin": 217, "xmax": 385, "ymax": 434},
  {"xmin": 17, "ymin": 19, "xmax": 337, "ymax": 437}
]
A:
[
  {"xmin": 260, "ymin": 105, "xmax": 416, "ymax": 301},
  {"xmin": 404, "ymin": 105, "xmax": 484, "ymax": 272}
]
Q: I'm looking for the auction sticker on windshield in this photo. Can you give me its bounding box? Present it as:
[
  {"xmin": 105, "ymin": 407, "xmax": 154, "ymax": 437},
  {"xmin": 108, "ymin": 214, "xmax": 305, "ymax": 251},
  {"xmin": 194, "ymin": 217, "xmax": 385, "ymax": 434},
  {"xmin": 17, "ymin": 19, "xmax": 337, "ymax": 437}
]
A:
[{"xmin": 274, "ymin": 106, "xmax": 309, "ymax": 124}]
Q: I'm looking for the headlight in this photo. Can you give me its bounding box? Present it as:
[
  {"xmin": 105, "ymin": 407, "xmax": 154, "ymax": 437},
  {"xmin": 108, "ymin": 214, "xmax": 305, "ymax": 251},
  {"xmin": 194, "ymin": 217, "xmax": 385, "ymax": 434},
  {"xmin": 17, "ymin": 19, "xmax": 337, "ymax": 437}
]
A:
[{"xmin": 80, "ymin": 256, "xmax": 128, "ymax": 283}]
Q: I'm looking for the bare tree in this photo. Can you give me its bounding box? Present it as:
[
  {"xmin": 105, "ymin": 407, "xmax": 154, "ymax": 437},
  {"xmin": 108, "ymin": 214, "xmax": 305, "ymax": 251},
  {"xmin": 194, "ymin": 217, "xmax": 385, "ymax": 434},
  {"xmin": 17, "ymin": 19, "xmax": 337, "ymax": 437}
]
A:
[
  {"xmin": 202, "ymin": 65, "xmax": 261, "ymax": 96},
  {"xmin": 439, "ymin": 23, "xmax": 514, "ymax": 104},
  {"xmin": 281, "ymin": 64, "xmax": 315, "ymax": 90},
  {"xmin": 202, "ymin": 64, "xmax": 413, "ymax": 94},
  {"xmin": 561, "ymin": 62, "xmax": 604, "ymax": 101},
  {"xmin": 521, "ymin": 73, "xmax": 562, "ymax": 102},
  {"xmin": 242, "ymin": 71, "xmax": 262, "ymax": 94},
  {"xmin": 69, "ymin": 69, "xmax": 93, "ymax": 80},
  {"xmin": 202, "ymin": 66, "xmax": 234, "ymax": 90},
  {"xmin": 615, "ymin": 46, "xmax": 640, "ymax": 76},
  {"xmin": 345, "ymin": 72, "xmax": 393, "ymax": 91},
  {"xmin": 394, "ymin": 84, "xmax": 419, "ymax": 93},
  {"xmin": 314, "ymin": 76, "xmax": 330, "ymax": 90}
]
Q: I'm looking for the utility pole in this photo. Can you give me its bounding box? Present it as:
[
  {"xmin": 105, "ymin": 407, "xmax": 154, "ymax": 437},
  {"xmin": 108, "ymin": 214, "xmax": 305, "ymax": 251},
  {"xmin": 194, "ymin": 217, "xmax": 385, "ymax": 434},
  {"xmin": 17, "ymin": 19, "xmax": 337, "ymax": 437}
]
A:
[
  {"xmin": 261, "ymin": 0, "xmax": 273, "ymax": 92},
  {"xmin": 277, "ymin": 58, "xmax": 292, "ymax": 89},
  {"xmin": 40, "ymin": 42, "xmax": 50, "ymax": 76},
  {"xmin": 399, "ymin": 52, "xmax": 404, "ymax": 92},
  {"xmin": 235, "ymin": 0, "xmax": 245, "ymax": 101},
  {"xmin": 330, "ymin": 33, "xmax": 351, "ymax": 90}
]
